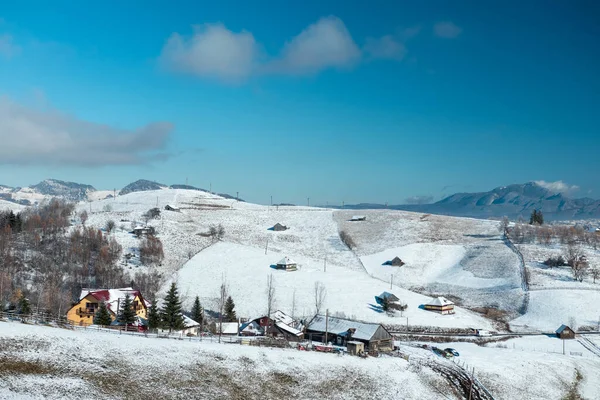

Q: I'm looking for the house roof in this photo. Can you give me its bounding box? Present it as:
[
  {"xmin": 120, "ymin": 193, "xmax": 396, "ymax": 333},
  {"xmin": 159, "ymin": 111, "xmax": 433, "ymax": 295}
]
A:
[
  {"xmin": 276, "ymin": 256, "xmax": 297, "ymax": 266},
  {"xmin": 218, "ymin": 322, "xmax": 239, "ymax": 335},
  {"xmin": 556, "ymin": 324, "xmax": 573, "ymax": 334},
  {"xmin": 80, "ymin": 287, "xmax": 145, "ymax": 314},
  {"xmin": 275, "ymin": 321, "xmax": 303, "ymax": 336},
  {"xmin": 307, "ymin": 315, "xmax": 384, "ymax": 342},
  {"xmin": 351, "ymin": 215, "xmax": 366, "ymax": 220},
  {"xmin": 272, "ymin": 310, "xmax": 294, "ymax": 326},
  {"xmin": 378, "ymin": 292, "xmax": 400, "ymax": 302},
  {"xmin": 183, "ymin": 315, "xmax": 200, "ymax": 328},
  {"xmin": 425, "ymin": 297, "xmax": 454, "ymax": 307},
  {"xmin": 165, "ymin": 204, "xmax": 179, "ymax": 210}
]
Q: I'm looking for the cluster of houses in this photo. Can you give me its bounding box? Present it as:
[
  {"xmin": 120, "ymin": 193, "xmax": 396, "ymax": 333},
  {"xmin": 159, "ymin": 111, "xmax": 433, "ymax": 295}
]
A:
[{"xmin": 66, "ymin": 287, "xmax": 394, "ymax": 353}]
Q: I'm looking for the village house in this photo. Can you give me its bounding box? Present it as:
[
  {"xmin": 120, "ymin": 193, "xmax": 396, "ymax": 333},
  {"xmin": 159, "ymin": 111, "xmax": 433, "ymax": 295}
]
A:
[
  {"xmin": 131, "ymin": 226, "xmax": 156, "ymax": 237},
  {"xmin": 556, "ymin": 325, "xmax": 576, "ymax": 340},
  {"xmin": 375, "ymin": 292, "xmax": 400, "ymax": 306},
  {"xmin": 275, "ymin": 257, "xmax": 298, "ymax": 271},
  {"xmin": 66, "ymin": 287, "xmax": 149, "ymax": 327},
  {"xmin": 383, "ymin": 257, "xmax": 405, "ymax": 267},
  {"xmin": 271, "ymin": 223, "xmax": 288, "ymax": 231},
  {"xmin": 350, "ymin": 215, "xmax": 366, "ymax": 222},
  {"xmin": 182, "ymin": 315, "xmax": 201, "ymax": 336},
  {"xmin": 424, "ymin": 297, "xmax": 455, "ymax": 315},
  {"xmin": 217, "ymin": 322, "xmax": 240, "ymax": 336},
  {"xmin": 241, "ymin": 311, "xmax": 304, "ymax": 341},
  {"xmin": 164, "ymin": 204, "xmax": 180, "ymax": 212},
  {"xmin": 306, "ymin": 315, "xmax": 393, "ymax": 352}
]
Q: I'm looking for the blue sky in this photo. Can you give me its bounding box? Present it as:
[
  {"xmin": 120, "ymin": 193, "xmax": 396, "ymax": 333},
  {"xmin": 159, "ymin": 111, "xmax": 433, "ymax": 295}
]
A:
[{"xmin": 0, "ymin": 1, "xmax": 598, "ymax": 205}]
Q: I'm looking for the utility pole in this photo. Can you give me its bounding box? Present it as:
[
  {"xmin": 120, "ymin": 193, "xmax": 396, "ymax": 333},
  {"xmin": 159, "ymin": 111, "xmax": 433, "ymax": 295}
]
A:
[
  {"xmin": 236, "ymin": 191, "xmax": 239, "ymax": 201},
  {"xmin": 210, "ymin": 183, "xmax": 212, "ymax": 194},
  {"xmin": 307, "ymin": 197, "xmax": 310, "ymax": 207},
  {"xmin": 270, "ymin": 195, "xmax": 273, "ymax": 207},
  {"xmin": 325, "ymin": 309, "xmax": 329, "ymax": 345},
  {"xmin": 390, "ymin": 274, "xmax": 393, "ymax": 290}
]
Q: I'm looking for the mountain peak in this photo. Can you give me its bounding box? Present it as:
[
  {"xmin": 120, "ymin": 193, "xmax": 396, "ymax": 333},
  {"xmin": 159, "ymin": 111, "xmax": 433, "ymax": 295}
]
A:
[{"xmin": 119, "ymin": 179, "xmax": 167, "ymax": 196}]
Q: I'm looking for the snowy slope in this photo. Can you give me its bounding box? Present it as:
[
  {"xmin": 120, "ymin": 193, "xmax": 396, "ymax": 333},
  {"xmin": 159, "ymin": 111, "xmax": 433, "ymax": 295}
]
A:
[
  {"xmin": 0, "ymin": 321, "xmax": 442, "ymax": 400},
  {"xmin": 175, "ymin": 241, "xmax": 493, "ymax": 329}
]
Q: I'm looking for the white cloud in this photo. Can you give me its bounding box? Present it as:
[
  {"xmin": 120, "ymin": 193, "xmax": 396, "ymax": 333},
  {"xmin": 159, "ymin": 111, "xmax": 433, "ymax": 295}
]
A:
[
  {"xmin": 0, "ymin": 97, "xmax": 173, "ymax": 166},
  {"xmin": 363, "ymin": 35, "xmax": 406, "ymax": 61},
  {"xmin": 534, "ymin": 180, "xmax": 580, "ymax": 195},
  {"xmin": 0, "ymin": 34, "xmax": 20, "ymax": 58},
  {"xmin": 269, "ymin": 16, "xmax": 361, "ymax": 75},
  {"xmin": 405, "ymin": 195, "xmax": 434, "ymax": 205},
  {"xmin": 160, "ymin": 23, "xmax": 259, "ymax": 82},
  {"xmin": 433, "ymin": 22, "xmax": 462, "ymax": 39}
]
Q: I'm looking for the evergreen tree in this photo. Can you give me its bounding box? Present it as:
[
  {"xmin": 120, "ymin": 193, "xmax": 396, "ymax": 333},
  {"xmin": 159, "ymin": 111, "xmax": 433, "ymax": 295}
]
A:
[
  {"xmin": 94, "ymin": 302, "xmax": 112, "ymax": 326},
  {"xmin": 224, "ymin": 295, "xmax": 236, "ymax": 322},
  {"xmin": 190, "ymin": 296, "xmax": 203, "ymax": 326},
  {"xmin": 18, "ymin": 294, "xmax": 31, "ymax": 315},
  {"xmin": 530, "ymin": 209, "xmax": 544, "ymax": 225},
  {"xmin": 118, "ymin": 294, "xmax": 137, "ymax": 326},
  {"xmin": 160, "ymin": 283, "xmax": 185, "ymax": 332},
  {"xmin": 147, "ymin": 299, "xmax": 161, "ymax": 330}
]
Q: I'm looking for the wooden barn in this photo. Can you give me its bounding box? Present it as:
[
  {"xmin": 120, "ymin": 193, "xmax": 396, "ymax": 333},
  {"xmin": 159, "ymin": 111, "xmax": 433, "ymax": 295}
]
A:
[
  {"xmin": 306, "ymin": 315, "xmax": 393, "ymax": 352},
  {"xmin": 275, "ymin": 257, "xmax": 297, "ymax": 271},
  {"xmin": 164, "ymin": 204, "xmax": 180, "ymax": 212},
  {"xmin": 271, "ymin": 223, "xmax": 288, "ymax": 231},
  {"xmin": 383, "ymin": 257, "xmax": 405, "ymax": 267},
  {"xmin": 556, "ymin": 325, "xmax": 576, "ymax": 340},
  {"xmin": 424, "ymin": 297, "xmax": 455, "ymax": 315}
]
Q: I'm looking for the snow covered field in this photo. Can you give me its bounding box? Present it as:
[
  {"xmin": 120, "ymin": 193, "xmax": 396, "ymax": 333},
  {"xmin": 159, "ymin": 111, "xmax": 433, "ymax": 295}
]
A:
[
  {"xmin": 2, "ymin": 321, "xmax": 599, "ymax": 400},
  {"xmin": 0, "ymin": 321, "xmax": 441, "ymax": 400},
  {"xmin": 65, "ymin": 188, "xmax": 600, "ymax": 333},
  {"xmin": 175, "ymin": 241, "xmax": 492, "ymax": 329}
]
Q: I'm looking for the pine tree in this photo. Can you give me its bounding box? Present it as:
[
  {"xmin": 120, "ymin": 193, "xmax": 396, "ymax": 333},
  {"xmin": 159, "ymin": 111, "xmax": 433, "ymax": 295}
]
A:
[
  {"xmin": 160, "ymin": 283, "xmax": 185, "ymax": 332},
  {"xmin": 530, "ymin": 209, "xmax": 544, "ymax": 225},
  {"xmin": 18, "ymin": 294, "xmax": 31, "ymax": 315},
  {"xmin": 94, "ymin": 302, "xmax": 112, "ymax": 326},
  {"xmin": 190, "ymin": 296, "xmax": 203, "ymax": 326},
  {"xmin": 147, "ymin": 299, "xmax": 160, "ymax": 330},
  {"xmin": 224, "ymin": 295, "xmax": 236, "ymax": 322},
  {"xmin": 118, "ymin": 294, "xmax": 136, "ymax": 326}
]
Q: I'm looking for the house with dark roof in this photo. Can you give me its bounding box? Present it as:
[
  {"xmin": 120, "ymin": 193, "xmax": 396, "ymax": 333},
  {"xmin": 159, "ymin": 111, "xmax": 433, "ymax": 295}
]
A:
[
  {"xmin": 556, "ymin": 325, "xmax": 576, "ymax": 340},
  {"xmin": 306, "ymin": 315, "xmax": 393, "ymax": 351},
  {"xmin": 241, "ymin": 310, "xmax": 304, "ymax": 341},
  {"xmin": 271, "ymin": 223, "xmax": 288, "ymax": 231},
  {"xmin": 383, "ymin": 257, "xmax": 405, "ymax": 267}
]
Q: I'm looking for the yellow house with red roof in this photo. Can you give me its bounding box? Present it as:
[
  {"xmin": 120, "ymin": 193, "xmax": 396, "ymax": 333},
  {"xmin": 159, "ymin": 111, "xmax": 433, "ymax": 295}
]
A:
[{"xmin": 66, "ymin": 287, "xmax": 149, "ymax": 327}]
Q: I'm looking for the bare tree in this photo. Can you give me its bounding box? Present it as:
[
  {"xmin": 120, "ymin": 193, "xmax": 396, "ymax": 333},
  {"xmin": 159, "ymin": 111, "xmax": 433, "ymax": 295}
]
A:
[
  {"xmin": 339, "ymin": 230, "xmax": 356, "ymax": 249},
  {"xmin": 590, "ymin": 266, "xmax": 600, "ymax": 284},
  {"xmin": 290, "ymin": 288, "xmax": 297, "ymax": 320},
  {"xmin": 79, "ymin": 210, "xmax": 88, "ymax": 226},
  {"xmin": 105, "ymin": 220, "xmax": 116, "ymax": 233},
  {"xmin": 314, "ymin": 281, "xmax": 327, "ymax": 316},
  {"xmin": 216, "ymin": 278, "xmax": 228, "ymax": 343},
  {"xmin": 564, "ymin": 244, "xmax": 585, "ymax": 268},
  {"xmin": 266, "ymin": 274, "xmax": 276, "ymax": 336},
  {"xmin": 499, "ymin": 216, "xmax": 509, "ymax": 237}
]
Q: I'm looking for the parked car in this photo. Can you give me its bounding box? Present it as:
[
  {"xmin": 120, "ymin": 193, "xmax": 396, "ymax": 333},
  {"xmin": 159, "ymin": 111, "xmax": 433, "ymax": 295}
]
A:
[{"xmin": 445, "ymin": 348, "xmax": 460, "ymax": 357}]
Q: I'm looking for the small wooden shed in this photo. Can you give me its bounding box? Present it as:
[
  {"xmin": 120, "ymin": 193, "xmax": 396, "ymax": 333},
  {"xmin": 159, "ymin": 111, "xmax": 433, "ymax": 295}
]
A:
[
  {"xmin": 164, "ymin": 205, "xmax": 180, "ymax": 212},
  {"xmin": 383, "ymin": 257, "xmax": 405, "ymax": 267},
  {"xmin": 275, "ymin": 257, "xmax": 297, "ymax": 271},
  {"xmin": 556, "ymin": 325, "xmax": 576, "ymax": 340},
  {"xmin": 272, "ymin": 223, "xmax": 288, "ymax": 231},
  {"xmin": 346, "ymin": 340, "xmax": 365, "ymax": 356},
  {"xmin": 424, "ymin": 297, "xmax": 455, "ymax": 315},
  {"xmin": 350, "ymin": 215, "xmax": 366, "ymax": 221}
]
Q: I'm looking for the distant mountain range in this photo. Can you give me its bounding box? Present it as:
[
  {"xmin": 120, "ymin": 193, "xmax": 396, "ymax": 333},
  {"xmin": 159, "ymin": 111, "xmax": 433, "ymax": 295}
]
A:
[
  {"xmin": 0, "ymin": 178, "xmax": 243, "ymax": 206},
  {"xmin": 331, "ymin": 182, "xmax": 600, "ymax": 220}
]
